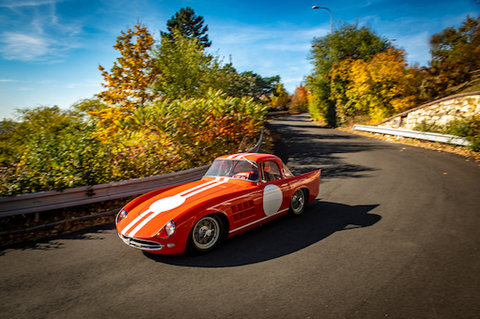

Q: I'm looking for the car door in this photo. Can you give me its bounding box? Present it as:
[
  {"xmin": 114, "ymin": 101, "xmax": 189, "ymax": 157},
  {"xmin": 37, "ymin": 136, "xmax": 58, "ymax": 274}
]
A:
[{"xmin": 259, "ymin": 160, "xmax": 291, "ymax": 218}]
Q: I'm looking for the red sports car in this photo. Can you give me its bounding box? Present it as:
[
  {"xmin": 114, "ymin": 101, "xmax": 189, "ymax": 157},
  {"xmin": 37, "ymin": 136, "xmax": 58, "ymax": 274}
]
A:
[{"xmin": 116, "ymin": 153, "xmax": 321, "ymax": 254}]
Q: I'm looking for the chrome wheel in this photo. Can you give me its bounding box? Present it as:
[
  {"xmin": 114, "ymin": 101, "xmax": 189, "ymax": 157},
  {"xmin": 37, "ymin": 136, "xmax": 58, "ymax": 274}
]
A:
[
  {"xmin": 191, "ymin": 215, "xmax": 222, "ymax": 252},
  {"xmin": 290, "ymin": 189, "xmax": 306, "ymax": 215}
]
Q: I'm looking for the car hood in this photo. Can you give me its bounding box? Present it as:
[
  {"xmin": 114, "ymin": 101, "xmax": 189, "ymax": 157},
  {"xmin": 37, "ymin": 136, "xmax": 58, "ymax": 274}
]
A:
[{"xmin": 117, "ymin": 177, "xmax": 245, "ymax": 238}]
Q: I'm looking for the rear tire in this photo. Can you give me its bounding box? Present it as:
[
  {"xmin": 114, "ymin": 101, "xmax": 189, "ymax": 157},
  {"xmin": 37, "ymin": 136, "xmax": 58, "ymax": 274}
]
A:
[
  {"xmin": 289, "ymin": 189, "xmax": 306, "ymax": 216},
  {"xmin": 188, "ymin": 215, "xmax": 224, "ymax": 253}
]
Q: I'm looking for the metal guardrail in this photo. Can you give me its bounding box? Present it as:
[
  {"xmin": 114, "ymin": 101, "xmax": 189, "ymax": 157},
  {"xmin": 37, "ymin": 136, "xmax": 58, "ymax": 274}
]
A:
[
  {"xmin": 353, "ymin": 125, "xmax": 471, "ymax": 146},
  {"xmin": 0, "ymin": 165, "xmax": 211, "ymax": 218},
  {"xmin": 0, "ymin": 129, "xmax": 264, "ymax": 218}
]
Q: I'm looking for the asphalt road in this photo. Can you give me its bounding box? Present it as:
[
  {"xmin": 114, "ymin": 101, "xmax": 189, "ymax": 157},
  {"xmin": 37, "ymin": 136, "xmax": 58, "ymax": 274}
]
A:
[{"xmin": 1, "ymin": 113, "xmax": 479, "ymax": 319}]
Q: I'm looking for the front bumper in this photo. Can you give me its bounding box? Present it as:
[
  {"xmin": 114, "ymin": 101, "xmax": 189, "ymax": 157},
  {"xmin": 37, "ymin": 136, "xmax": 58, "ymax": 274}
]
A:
[{"xmin": 118, "ymin": 233, "xmax": 164, "ymax": 251}]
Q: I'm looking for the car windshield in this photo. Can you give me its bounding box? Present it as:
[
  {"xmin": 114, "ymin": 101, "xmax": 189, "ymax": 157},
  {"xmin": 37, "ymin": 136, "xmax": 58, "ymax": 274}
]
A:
[{"xmin": 205, "ymin": 159, "xmax": 259, "ymax": 181}]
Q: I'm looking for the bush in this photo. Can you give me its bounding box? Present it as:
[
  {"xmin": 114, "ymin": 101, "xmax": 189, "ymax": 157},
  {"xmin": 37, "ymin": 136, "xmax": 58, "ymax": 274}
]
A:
[
  {"xmin": 0, "ymin": 107, "xmax": 112, "ymax": 196},
  {"xmin": 1, "ymin": 91, "xmax": 267, "ymax": 196},
  {"xmin": 446, "ymin": 115, "xmax": 480, "ymax": 151},
  {"xmin": 145, "ymin": 89, "xmax": 268, "ymax": 168}
]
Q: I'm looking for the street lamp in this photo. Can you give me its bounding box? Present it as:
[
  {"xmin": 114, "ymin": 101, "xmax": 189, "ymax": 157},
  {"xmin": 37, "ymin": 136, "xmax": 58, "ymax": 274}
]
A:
[{"xmin": 312, "ymin": 5, "xmax": 332, "ymax": 34}]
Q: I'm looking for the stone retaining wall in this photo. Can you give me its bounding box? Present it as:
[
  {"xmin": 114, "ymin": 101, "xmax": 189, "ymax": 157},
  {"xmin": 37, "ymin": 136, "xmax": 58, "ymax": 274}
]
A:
[{"xmin": 378, "ymin": 92, "xmax": 480, "ymax": 130}]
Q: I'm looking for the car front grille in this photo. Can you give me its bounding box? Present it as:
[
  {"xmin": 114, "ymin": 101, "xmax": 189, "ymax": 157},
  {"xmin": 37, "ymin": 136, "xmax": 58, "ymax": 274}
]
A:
[{"xmin": 118, "ymin": 233, "xmax": 164, "ymax": 251}]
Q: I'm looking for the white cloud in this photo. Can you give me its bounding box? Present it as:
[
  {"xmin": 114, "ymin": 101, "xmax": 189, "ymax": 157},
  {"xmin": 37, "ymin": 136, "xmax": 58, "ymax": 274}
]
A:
[
  {"xmin": 0, "ymin": 0, "xmax": 82, "ymax": 62},
  {"xmin": 0, "ymin": 32, "xmax": 52, "ymax": 61},
  {"xmin": 0, "ymin": 0, "xmax": 65, "ymax": 9}
]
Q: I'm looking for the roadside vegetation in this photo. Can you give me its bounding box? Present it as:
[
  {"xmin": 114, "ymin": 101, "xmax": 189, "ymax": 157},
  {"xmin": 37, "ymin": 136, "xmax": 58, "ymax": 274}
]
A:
[
  {"xmin": 307, "ymin": 14, "xmax": 480, "ymax": 152},
  {"xmin": 307, "ymin": 15, "xmax": 480, "ymax": 127},
  {"xmin": 1, "ymin": 9, "xmax": 478, "ymax": 197},
  {"xmin": 1, "ymin": 9, "xmax": 478, "ymax": 241},
  {"xmin": 1, "ymin": 8, "xmax": 307, "ymax": 197}
]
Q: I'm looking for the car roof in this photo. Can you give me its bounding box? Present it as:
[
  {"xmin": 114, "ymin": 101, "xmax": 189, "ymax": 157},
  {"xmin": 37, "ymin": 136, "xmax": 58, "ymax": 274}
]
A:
[{"xmin": 216, "ymin": 153, "xmax": 280, "ymax": 162}]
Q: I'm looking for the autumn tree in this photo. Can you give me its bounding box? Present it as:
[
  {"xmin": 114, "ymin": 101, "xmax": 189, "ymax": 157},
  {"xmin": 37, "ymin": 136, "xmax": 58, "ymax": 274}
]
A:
[
  {"xmin": 329, "ymin": 48, "xmax": 421, "ymax": 124},
  {"xmin": 430, "ymin": 14, "xmax": 480, "ymax": 70},
  {"xmin": 288, "ymin": 84, "xmax": 309, "ymax": 110},
  {"xmin": 161, "ymin": 7, "xmax": 211, "ymax": 48},
  {"xmin": 269, "ymin": 83, "xmax": 291, "ymax": 110},
  {"xmin": 421, "ymin": 14, "xmax": 480, "ymax": 100},
  {"xmin": 93, "ymin": 23, "xmax": 161, "ymax": 133},
  {"xmin": 308, "ymin": 22, "xmax": 391, "ymax": 125}
]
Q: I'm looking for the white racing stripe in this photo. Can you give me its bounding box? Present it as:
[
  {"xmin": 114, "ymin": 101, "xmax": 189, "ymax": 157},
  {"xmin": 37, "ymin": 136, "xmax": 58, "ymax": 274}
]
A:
[
  {"xmin": 227, "ymin": 153, "xmax": 248, "ymax": 159},
  {"xmin": 122, "ymin": 177, "xmax": 229, "ymax": 237}
]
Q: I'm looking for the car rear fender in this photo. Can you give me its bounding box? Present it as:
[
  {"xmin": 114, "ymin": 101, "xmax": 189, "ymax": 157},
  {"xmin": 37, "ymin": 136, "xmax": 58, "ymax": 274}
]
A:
[{"xmin": 290, "ymin": 169, "xmax": 321, "ymax": 203}]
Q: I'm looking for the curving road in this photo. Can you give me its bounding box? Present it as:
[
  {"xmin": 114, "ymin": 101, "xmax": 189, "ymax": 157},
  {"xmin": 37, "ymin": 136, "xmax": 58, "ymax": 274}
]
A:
[{"xmin": 1, "ymin": 113, "xmax": 479, "ymax": 318}]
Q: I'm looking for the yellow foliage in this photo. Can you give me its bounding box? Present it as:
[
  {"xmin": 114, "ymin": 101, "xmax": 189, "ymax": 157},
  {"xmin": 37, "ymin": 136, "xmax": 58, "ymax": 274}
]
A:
[
  {"xmin": 95, "ymin": 23, "xmax": 161, "ymax": 115},
  {"xmin": 328, "ymin": 48, "xmax": 420, "ymax": 123}
]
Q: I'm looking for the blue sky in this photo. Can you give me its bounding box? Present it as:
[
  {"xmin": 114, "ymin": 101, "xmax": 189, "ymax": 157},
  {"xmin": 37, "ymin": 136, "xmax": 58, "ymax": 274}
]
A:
[{"xmin": 0, "ymin": 0, "xmax": 478, "ymax": 120}]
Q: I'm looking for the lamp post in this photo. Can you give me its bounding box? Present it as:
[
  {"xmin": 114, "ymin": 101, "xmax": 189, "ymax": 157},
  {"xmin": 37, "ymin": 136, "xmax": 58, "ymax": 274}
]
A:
[{"xmin": 312, "ymin": 5, "xmax": 332, "ymax": 34}]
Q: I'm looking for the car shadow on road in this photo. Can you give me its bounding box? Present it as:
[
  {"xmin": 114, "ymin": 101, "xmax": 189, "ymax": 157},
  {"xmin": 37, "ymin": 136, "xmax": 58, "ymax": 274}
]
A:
[{"xmin": 144, "ymin": 200, "xmax": 381, "ymax": 267}]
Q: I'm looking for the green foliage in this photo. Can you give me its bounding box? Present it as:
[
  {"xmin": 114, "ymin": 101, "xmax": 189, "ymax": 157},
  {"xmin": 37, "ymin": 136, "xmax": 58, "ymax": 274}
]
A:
[
  {"xmin": 413, "ymin": 116, "xmax": 480, "ymax": 152},
  {"xmin": 430, "ymin": 15, "xmax": 480, "ymax": 70},
  {"xmin": 1, "ymin": 92, "xmax": 267, "ymax": 196},
  {"xmin": 421, "ymin": 14, "xmax": 480, "ymax": 100},
  {"xmin": 446, "ymin": 115, "xmax": 480, "ymax": 151},
  {"xmin": 161, "ymin": 7, "xmax": 211, "ymax": 48},
  {"xmin": 306, "ymin": 75, "xmax": 335, "ymax": 124},
  {"xmin": 414, "ymin": 120, "xmax": 443, "ymax": 133},
  {"xmin": 153, "ymin": 29, "xmax": 221, "ymax": 99},
  {"xmin": 0, "ymin": 106, "xmax": 112, "ymax": 196},
  {"xmin": 308, "ymin": 22, "xmax": 391, "ymax": 126},
  {"xmin": 309, "ymin": 21, "xmax": 390, "ymax": 79},
  {"xmin": 154, "ymin": 31, "xmax": 280, "ymax": 102},
  {"xmin": 227, "ymin": 71, "xmax": 280, "ymax": 100},
  {"xmin": 0, "ymin": 14, "xmax": 280, "ymax": 196},
  {"xmin": 148, "ymin": 90, "xmax": 268, "ymax": 168}
]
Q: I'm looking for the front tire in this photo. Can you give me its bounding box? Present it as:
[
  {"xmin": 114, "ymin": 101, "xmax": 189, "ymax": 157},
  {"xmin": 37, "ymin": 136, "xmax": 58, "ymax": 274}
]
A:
[
  {"xmin": 189, "ymin": 215, "xmax": 224, "ymax": 253},
  {"xmin": 289, "ymin": 189, "xmax": 306, "ymax": 216}
]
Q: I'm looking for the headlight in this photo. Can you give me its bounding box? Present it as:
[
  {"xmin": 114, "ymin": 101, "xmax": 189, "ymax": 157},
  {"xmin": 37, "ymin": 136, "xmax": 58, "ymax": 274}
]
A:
[
  {"xmin": 116, "ymin": 208, "xmax": 128, "ymax": 224},
  {"xmin": 154, "ymin": 220, "xmax": 176, "ymax": 239}
]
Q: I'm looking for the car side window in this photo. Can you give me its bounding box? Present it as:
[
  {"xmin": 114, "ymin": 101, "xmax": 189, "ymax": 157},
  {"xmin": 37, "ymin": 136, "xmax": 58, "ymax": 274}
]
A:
[{"xmin": 261, "ymin": 161, "xmax": 282, "ymax": 182}]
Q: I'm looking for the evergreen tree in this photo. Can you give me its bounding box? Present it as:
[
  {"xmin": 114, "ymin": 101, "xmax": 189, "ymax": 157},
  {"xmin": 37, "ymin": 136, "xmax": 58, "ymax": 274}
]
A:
[{"xmin": 161, "ymin": 7, "xmax": 211, "ymax": 48}]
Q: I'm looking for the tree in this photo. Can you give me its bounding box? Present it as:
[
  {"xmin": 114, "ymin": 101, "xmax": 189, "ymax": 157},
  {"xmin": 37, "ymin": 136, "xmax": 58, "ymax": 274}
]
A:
[
  {"xmin": 95, "ymin": 24, "xmax": 160, "ymax": 111},
  {"xmin": 421, "ymin": 14, "xmax": 480, "ymax": 99},
  {"xmin": 289, "ymin": 84, "xmax": 309, "ymax": 110},
  {"xmin": 308, "ymin": 22, "xmax": 391, "ymax": 125},
  {"xmin": 92, "ymin": 23, "xmax": 161, "ymax": 137},
  {"xmin": 328, "ymin": 48, "xmax": 421, "ymax": 124},
  {"xmin": 430, "ymin": 14, "xmax": 480, "ymax": 70},
  {"xmin": 154, "ymin": 29, "xmax": 221, "ymax": 99},
  {"xmin": 154, "ymin": 30, "xmax": 281, "ymax": 101},
  {"xmin": 309, "ymin": 22, "xmax": 390, "ymax": 79},
  {"xmin": 269, "ymin": 84, "xmax": 291, "ymax": 110},
  {"xmin": 161, "ymin": 7, "xmax": 211, "ymax": 48},
  {"xmin": 0, "ymin": 106, "xmax": 112, "ymax": 195},
  {"xmin": 227, "ymin": 71, "xmax": 280, "ymax": 100}
]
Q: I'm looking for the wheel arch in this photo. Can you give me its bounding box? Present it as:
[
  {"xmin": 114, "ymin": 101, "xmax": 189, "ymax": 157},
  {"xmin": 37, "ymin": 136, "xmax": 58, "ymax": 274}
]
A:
[{"xmin": 292, "ymin": 186, "xmax": 309, "ymax": 202}]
